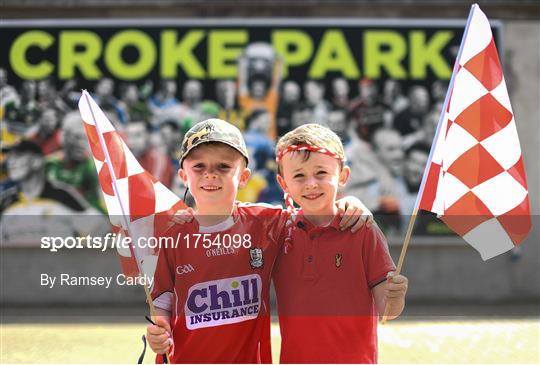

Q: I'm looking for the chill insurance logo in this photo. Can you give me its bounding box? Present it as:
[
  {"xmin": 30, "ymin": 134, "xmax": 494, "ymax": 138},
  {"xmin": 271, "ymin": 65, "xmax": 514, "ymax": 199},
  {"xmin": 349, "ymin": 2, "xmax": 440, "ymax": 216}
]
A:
[{"xmin": 185, "ymin": 274, "xmax": 262, "ymax": 330}]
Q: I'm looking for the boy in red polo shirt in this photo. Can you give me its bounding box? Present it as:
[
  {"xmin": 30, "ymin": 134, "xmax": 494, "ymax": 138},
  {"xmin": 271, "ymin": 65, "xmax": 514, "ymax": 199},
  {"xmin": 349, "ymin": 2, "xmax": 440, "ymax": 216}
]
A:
[
  {"xmin": 145, "ymin": 119, "xmax": 370, "ymax": 363},
  {"xmin": 273, "ymin": 123, "xmax": 409, "ymax": 364}
]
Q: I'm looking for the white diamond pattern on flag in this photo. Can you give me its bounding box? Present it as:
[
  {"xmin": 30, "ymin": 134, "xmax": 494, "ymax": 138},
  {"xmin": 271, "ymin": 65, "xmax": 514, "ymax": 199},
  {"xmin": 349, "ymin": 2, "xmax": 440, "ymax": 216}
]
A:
[
  {"xmin": 123, "ymin": 142, "xmax": 145, "ymax": 176},
  {"xmin": 115, "ymin": 177, "xmax": 131, "ymax": 224},
  {"xmin": 442, "ymin": 122, "xmax": 478, "ymax": 170},
  {"xmin": 92, "ymin": 157, "xmax": 104, "ymax": 175},
  {"xmin": 430, "ymin": 112, "xmax": 450, "ymax": 165},
  {"xmin": 441, "ymin": 172, "xmax": 471, "ymax": 210},
  {"xmin": 462, "ymin": 218, "xmax": 514, "ymax": 260},
  {"xmin": 154, "ymin": 182, "xmax": 182, "ymax": 213},
  {"xmin": 431, "ymin": 168, "xmax": 445, "ymax": 215},
  {"xmin": 117, "ymin": 240, "xmax": 133, "ymax": 258},
  {"xmin": 471, "ymin": 172, "xmax": 528, "ymax": 216},
  {"xmin": 448, "ymin": 67, "xmax": 488, "ymax": 122},
  {"xmin": 130, "ymin": 214, "xmax": 156, "ymax": 262},
  {"xmin": 480, "ymin": 120, "xmax": 521, "ymax": 169},
  {"xmin": 459, "ymin": 8, "xmax": 492, "ymax": 65},
  {"xmin": 417, "ymin": 5, "xmax": 531, "ymax": 260},
  {"xmin": 490, "ymin": 78, "xmax": 513, "ymax": 111},
  {"xmin": 80, "ymin": 98, "xmax": 116, "ymax": 133},
  {"xmin": 103, "ymin": 190, "xmax": 125, "ymax": 227}
]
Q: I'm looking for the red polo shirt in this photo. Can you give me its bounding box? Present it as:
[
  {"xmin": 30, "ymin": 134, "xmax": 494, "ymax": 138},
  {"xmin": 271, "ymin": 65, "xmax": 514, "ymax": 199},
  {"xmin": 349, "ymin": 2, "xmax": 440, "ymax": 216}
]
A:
[{"xmin": 273, "ymin": 213, "xmax": 395, "ymax": 364}]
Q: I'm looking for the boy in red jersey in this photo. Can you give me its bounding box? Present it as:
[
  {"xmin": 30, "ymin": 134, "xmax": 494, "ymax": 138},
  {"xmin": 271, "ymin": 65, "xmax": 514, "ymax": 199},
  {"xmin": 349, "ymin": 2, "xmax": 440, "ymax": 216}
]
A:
[
  {"xmin": 273, "ymin": 123, "xmax": 408, "ymax": 364},
  {"xmin": 146, "ymin": 119, "xmax": 369, "ymax": 363}
]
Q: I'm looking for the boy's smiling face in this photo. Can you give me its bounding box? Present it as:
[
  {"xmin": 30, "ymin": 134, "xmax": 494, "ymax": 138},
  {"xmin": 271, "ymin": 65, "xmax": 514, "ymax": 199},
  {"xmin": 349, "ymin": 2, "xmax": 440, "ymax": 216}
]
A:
[
  {"xmin": 179, "ymin": 143, "xmax": 250, "ymax": 214},
  {"xmin": 277, "ymin": 151, "xmax": 349, "ymax": 218}
]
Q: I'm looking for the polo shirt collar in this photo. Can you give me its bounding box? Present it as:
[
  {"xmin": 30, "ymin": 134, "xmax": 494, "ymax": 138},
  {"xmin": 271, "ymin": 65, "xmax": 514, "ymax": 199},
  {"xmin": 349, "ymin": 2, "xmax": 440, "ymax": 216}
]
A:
[{"xmin": 295, "ymin": 210, "xmax": 342, "ymax": 232}]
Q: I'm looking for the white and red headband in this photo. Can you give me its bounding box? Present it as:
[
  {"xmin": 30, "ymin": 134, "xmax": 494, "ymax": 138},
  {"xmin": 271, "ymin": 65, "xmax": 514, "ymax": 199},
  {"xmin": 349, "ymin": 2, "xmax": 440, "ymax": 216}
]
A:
[
  {"xmin": 276, "ymin": 143, "xmax": 344, "ymax": 253},
  {"xmin": 275, "ymin": 144, "xmax": 344, "ymax": 163}
]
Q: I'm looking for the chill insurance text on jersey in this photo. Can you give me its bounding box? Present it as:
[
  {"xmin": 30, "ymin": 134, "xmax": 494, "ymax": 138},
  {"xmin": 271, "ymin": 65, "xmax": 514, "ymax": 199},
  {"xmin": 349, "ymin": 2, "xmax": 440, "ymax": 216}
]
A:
[
  {"xmin": 179, "ymin": 233, "xmax": 270, "ymax": 330},
  {"xmin": 152, "ymin": 204, "xmax": 286, "ymax": 333}
]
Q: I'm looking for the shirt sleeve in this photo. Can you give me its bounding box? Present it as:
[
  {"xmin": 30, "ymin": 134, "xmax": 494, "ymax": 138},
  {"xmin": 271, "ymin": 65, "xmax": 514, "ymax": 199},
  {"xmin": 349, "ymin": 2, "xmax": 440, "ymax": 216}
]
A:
[
  {"xmin": 238, "ymin": 203, "xmax": 289, "ymax": 251},
  {"xmin": 151, "ymin": 229, "xmax": 177, "ymax": 311},
  {"xmin": 266, "ymin": 206, "xmax": 290, "ymax": 251},
  {"xmin": 361, "ymin": 223, "xmax": 396, "ymax": 288}
]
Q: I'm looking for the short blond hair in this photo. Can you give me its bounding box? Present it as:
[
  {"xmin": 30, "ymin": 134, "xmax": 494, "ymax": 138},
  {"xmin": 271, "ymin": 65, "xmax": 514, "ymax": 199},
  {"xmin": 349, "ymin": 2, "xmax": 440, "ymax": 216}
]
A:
[{"xmin": 276, "ymin": 123, "xmax": 345, "ymax": 175}]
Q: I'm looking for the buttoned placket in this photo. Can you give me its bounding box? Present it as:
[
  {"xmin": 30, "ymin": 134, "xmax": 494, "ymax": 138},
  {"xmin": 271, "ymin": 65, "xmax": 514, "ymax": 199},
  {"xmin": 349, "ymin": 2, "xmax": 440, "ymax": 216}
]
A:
[{"xmin": 302, "ymin": 226, "xmax": 323, "ymax": 281}]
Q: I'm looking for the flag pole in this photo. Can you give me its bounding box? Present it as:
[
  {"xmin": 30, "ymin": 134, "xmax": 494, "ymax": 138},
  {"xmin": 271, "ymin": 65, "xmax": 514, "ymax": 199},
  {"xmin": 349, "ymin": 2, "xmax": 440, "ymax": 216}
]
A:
[
  {"xmin": 83, "ymin": 91, "xmax": 171, "ymax": 362},
  {"xmin": 380, "ymin": 3, "xmax": 479, "ymax": 324}
]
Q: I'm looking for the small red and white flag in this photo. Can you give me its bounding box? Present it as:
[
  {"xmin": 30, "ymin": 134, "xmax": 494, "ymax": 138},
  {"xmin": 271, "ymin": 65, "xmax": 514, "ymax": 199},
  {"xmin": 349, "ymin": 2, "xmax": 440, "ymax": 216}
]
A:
[
  {"xmin": 78, "ymin": 91, "xmax": 186, "ymax": 278},
  {"xmin": 419, "ymin": 4, "xmax": 531, "ymax": 260}
]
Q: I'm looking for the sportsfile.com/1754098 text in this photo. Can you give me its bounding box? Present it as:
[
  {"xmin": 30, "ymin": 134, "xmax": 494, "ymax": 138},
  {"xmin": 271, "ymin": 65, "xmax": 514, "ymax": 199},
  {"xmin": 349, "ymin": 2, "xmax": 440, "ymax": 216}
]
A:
[{"xmin": 40, "ymin": 233, "xmax": 252, "ymax": 252}]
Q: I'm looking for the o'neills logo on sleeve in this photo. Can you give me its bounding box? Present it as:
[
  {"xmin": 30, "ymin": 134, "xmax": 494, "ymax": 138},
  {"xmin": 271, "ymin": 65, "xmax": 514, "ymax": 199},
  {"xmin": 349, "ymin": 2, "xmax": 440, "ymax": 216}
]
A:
[{"xmin": 185, "ymin": 274, "xmax": 262, "ymax": 330}]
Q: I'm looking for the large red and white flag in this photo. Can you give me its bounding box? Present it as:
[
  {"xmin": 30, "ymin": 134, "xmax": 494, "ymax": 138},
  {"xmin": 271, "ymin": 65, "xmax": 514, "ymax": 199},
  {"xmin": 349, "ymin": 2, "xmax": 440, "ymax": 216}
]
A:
[
  {"xmin": 78, "ymin": 91, "xmax": 186, "ymax": 278},
  {"xmin": 418, "ymin": 4, "xmax": 531, "ymax": 260}
]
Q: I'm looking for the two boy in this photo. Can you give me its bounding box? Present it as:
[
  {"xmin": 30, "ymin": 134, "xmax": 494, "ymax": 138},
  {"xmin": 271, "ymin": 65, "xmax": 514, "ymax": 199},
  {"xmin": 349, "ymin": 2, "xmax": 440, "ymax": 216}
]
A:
[{"xmin": 147, "ymin": 119, "xmax": 408, "ymax": 363}]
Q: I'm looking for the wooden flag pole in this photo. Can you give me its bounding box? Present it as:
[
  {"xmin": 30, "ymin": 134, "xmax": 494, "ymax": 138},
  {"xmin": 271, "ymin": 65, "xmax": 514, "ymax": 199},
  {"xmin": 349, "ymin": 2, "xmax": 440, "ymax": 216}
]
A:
[
  {"xmin": 379, "ymin": 3, "xmax": 479, "ymax": 325},
  {"xmin": 395, "ymin": 208, "xmax": 419, "ymax": 275},
  {"xmin": 380, "ymin": 207, "xmax": 418, "ymax": 324},
  {"xmin": 84, "ymin": 92, "xmax": 171, "ymax": 363}
]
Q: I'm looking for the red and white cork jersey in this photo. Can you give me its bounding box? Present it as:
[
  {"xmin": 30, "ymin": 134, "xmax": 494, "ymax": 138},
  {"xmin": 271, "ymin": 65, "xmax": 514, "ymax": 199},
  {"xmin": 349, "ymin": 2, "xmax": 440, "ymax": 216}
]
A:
[{"xmin": 151, "ymin": 203, "xmax": 287, "ymax": 364}]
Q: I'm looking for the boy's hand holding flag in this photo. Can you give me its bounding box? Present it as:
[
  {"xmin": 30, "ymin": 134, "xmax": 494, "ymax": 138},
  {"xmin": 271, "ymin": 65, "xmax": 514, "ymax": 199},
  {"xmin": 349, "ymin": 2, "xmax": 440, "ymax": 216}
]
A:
[{"xmin": 79, "ymin": 91, "xmax": 184, "ymax": 363}]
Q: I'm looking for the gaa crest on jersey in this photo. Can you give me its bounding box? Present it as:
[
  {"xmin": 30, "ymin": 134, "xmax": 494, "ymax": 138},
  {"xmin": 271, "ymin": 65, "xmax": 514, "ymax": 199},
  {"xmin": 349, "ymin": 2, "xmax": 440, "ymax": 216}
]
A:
[{"xmin": 249, "ymin": 248, "xmax": 264, "ymax": 269}]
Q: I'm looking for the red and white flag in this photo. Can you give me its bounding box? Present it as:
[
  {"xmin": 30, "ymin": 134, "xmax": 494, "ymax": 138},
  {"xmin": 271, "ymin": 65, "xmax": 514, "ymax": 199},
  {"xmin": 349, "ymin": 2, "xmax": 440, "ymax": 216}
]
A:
[
  {"xmin": 78, "ymin": 91, "xmax": 186, "ymax": 278},
  {"xmin": 419, "ymin": 4, "xmax": 531, "ymax": 260}
]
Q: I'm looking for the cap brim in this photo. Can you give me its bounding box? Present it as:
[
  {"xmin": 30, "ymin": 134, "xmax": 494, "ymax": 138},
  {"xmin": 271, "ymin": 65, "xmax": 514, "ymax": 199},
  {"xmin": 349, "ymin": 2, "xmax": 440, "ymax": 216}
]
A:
[{"xmin": 180, "ymin": 138, "xmax": 249, "ymax": 166}]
